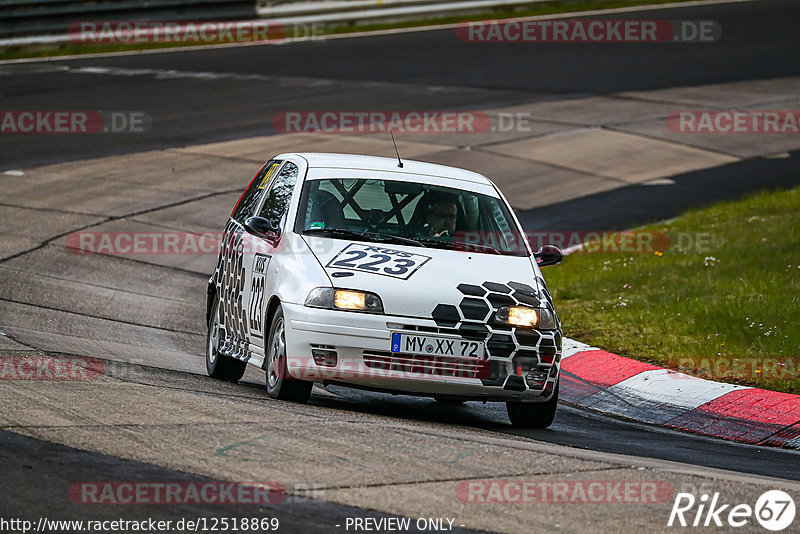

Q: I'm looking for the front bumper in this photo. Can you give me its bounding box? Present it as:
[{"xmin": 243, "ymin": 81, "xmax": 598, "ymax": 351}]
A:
[{"xmin": 282, "ymin": 302, "xmax": 560, "ymax": 401}]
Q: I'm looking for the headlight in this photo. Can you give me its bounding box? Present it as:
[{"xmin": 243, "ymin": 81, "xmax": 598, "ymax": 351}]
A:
[
  {"xmin": 495, "ymin": 305, "xmax": 556, "ymax": 329},
  {"xmin": 508, "ymin": 306, "xmax": 537, "ymax": 327},
  {"xmin": 334, "ymin": 290, "xmax": 366, "ymax": 310},
  {"xmin": 304, "ymin": 287, "xmax": 384, "ymax": 313}
]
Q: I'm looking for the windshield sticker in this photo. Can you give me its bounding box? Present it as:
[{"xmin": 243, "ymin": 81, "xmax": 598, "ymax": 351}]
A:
[
  {"xmin": 325, "ymin": 243, "xmax": 432, "ymax": 280},
  {"xmin": 308, "ymin": 221, "xmax": 325, "ymax": 230},
  {"xmin": 257, "ymin": 162, "xmax": 281, "ymax": 189}
]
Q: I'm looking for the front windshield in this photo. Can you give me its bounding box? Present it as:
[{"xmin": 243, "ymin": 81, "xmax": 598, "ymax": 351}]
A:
[{"xmin": 295, "ymin": 178, "xmax": 528, "ymax": 256}]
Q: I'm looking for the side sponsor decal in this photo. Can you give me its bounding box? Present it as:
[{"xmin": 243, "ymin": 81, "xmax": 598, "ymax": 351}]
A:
[
  {"xmin": 248, "ymin": 254, "xmax": 271, "ymax": 339},
  {"xmin": 325, "ymin": 243, "xmax": 432, "ymax": 280}
]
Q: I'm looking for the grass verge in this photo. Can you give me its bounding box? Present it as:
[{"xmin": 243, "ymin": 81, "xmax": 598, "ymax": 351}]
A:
[
  {"xmin": 1, "ymin": 0, "xmax": 700, "ymax": 61},
  {"xmin": 546, "ymin": 186, "xmax": 800, "ymax": 394}
]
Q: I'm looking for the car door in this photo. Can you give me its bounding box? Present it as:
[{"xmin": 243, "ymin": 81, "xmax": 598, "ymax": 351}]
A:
[
  {"xmin": 214, "ymin": 159, "xmax": 283, "ymax": 362},
  {"xmin": 246, "ymin": 160, "xmax": 301, "ymax": 350}
]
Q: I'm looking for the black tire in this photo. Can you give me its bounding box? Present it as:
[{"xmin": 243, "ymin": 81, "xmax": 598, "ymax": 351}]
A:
[
  {"xmin": 506, "ymin": 381, "xmax": 559, "ymax": 429},
  {"xmin": 265, "ymin": 305, "xmax": 312, "ymax": 402},
  {"xmin": 206, "ymin": 295, "xmax": 247, "ymax": 382}
]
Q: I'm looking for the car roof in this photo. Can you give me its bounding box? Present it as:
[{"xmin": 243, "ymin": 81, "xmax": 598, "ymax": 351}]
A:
[{"xmin": 275, "ymin": 152, "xmax": 493, "ymax": 186}]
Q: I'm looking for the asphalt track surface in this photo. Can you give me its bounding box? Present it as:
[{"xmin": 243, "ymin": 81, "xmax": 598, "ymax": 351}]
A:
[
  {"xmin": 2, "ymin": 0, "xmax": 800, "ymax": 531},
  {"xmin": 1, "ymin": 429, "xmax": 478, "ymax": 534},
  {"xmin": 311, "ymin": 385, "xmax": 800, "ymax": 482},
  {"xmin": 2, "ymin": 0, "xmax": 800, "ymax": 170}
]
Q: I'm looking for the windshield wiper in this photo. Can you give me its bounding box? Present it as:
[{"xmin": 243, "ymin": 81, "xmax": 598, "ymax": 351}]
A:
[
  {"xmin": 307, "ymin": 228, "xmax": 503, "ymax": 254},
  {"xmin": 305, "ymin": 228, "xmax": 374, "ymax": 241},
  {"xmin": 457, "ymin": 242, "xmax": 501, "ymax": 255},
  {"xmin": 305, "ymin": 228, "xmax": 424, "ymax": 247},
  {"xmin": 365, "ymin": 232, "xmax": 425, "ymax": 248},
  {"xmin": 413, "ymin": 237, "xmax": 502, "ymax": 255}
]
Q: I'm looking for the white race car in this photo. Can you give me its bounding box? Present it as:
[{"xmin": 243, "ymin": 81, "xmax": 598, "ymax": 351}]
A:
[{"xmin": 206, "ymin": 153, "xmax": 563, "ymax": 428}]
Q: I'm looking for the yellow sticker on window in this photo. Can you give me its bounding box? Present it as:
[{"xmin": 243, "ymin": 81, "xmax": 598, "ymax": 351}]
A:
[{"xmin": 258, "ymin": 163, "xmax": 280, "ymax": 189}]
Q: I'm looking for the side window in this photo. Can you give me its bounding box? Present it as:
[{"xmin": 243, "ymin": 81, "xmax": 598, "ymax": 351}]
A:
[
  {"xmin": 257, "ymin": 162, "xmax": 299, "ymax": 228},
  {"xmin": 231, "ymin": 160, "xmax": 282, "ymax": 224}
]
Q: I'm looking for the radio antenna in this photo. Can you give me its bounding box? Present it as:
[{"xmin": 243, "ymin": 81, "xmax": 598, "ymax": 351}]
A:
[{"xmin": 390, "ymin": 128, "xmax": 403, "ymax": 168}]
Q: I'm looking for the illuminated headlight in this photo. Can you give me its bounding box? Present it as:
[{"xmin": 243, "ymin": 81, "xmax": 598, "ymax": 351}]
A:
[
  {"xmin": 334, "ymin": 290, "xmax": 366, "ymax": 310},
  {"xmin": 495, "ymin": 305, "xmax": 557, "ymax": 329},
  {"xmin": 304, "ymin": 287, "xmax": 384, "ymax": 313}
]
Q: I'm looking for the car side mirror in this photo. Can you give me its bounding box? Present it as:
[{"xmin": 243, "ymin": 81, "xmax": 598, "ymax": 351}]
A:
[
  {"xmin": 534, "ymin": 245, "xmax": 562, "ymax": 267},
  {"xmin": 244, "ymin": 216, "xmax": 280, "ymax": 241}
]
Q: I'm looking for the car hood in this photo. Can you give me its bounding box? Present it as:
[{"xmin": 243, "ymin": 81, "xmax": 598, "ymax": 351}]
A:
[{"xmin": 302, "ymin": 236, "xmax": 544, "ymax": 319}]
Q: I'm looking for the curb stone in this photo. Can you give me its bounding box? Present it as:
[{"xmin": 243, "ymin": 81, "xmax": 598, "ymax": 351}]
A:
[{"xmin": 560, "ymin": 338, "xmax": 800, "ymax": 449}]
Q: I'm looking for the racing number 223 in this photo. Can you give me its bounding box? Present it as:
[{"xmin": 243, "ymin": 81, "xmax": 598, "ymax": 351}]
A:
[{"xmin": 327, "ymin": 244, "xmax": 431, "ymax": 280}]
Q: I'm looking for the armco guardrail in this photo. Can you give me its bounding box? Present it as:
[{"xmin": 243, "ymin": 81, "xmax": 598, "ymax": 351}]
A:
[
  {"xmin": 256, "ymin": 0, "xmax": 548, "ymax": 24},
  {"xmin": 0, "ymin": 0, "xmax": 610, "ymax": 46},
  {"xmin": 1, "ymin": 0, "xmax": 257, "ymax": 38}
]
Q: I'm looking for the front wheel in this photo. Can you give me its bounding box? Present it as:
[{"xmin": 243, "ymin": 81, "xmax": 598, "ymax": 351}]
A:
[
  {"xmin": 265, "ymin": 305, "xmax": 312, "ymax": 402},
  {"xmin": 506, "ymin": 381, "xmax": 559, "ymax": 429},
  {"xmin": 206, "ymin": 295, "xmax": 247, "ymax": 382}
]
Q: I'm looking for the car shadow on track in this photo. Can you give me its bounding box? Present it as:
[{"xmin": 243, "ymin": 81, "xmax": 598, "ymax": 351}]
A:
[{"xmin": 236, "ymin": 378, "xmax": 566, "ymax": 441}]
